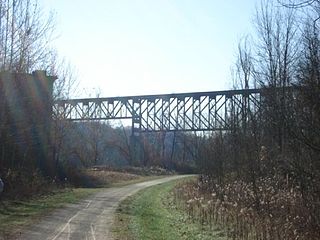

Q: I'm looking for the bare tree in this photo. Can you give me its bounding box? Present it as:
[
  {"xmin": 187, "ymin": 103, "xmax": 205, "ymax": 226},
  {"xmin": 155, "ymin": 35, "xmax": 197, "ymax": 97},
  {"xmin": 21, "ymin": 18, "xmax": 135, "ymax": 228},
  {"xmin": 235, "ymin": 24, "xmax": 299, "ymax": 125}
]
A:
[
  {"xmin": 0, "ymin": 0, "xmax": 55, "ymax": 73},
  {"xmin": 233, "ymin": 36, "xmax": 255, "ymax": 89},
  {"xmin": 50, "ymin": 52, "xmax": 78, "ymax": 176},
  {"xmin": 251, "ymin": 1, "xmax": 299, "ymax": 155},
  {"xmin": 278, "ymin": 0, "xmax": 320, "ymax": 10},
  {"xmin": 49, "ymin": 52, "xmax": 78, "ymax": 100}
]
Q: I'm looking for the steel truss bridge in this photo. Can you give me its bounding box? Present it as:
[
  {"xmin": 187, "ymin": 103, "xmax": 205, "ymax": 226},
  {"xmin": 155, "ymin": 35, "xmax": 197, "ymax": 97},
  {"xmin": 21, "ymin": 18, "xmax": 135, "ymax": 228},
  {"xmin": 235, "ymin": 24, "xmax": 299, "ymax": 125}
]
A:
[{"xmin": 54, "ymin": 88, "xmax": 262, "ymax": 134}]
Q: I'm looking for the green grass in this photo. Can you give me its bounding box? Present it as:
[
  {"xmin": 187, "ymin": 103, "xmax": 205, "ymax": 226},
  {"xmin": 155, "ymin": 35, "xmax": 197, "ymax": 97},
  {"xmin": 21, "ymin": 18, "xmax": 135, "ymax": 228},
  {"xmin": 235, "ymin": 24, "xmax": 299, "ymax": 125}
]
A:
[
  {"xmin": 0, "ymin": 188, "xmax": 98, "ymax": 237},
  {"xmin": 113, "ymin": 178, "xmax": 227, "ymax": 240},
  {"xmin": 0, "ymin": 174, "xmax": 169, "ymax": 238}
]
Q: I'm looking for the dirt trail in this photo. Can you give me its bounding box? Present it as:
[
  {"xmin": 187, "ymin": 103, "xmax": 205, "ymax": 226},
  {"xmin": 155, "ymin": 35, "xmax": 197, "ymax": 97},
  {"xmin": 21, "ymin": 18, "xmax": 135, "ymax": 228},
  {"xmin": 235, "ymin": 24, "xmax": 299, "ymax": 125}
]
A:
[{"xmin": 14, "ymin": 175, "xmax": 187, "ymax": 240}]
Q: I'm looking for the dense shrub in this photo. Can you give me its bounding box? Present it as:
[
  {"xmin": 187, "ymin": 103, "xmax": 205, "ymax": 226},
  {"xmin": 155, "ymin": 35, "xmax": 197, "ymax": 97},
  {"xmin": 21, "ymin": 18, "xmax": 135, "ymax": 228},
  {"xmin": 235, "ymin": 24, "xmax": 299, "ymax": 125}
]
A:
[
  {"xmin": 0, "ymin": 168, "xmax": 56, "ymax": 199},
  {"xmin": 174, "ymin": 177, "xmax": 319, "ymax": 240}
]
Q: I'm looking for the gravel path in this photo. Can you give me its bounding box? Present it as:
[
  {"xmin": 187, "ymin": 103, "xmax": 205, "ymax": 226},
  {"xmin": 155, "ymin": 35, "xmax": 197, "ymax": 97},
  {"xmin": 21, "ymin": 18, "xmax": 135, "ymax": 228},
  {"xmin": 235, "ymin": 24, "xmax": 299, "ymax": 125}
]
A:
[{"xmin": 14, "ymin": 175, "xmax": 187, "ymax": 240}]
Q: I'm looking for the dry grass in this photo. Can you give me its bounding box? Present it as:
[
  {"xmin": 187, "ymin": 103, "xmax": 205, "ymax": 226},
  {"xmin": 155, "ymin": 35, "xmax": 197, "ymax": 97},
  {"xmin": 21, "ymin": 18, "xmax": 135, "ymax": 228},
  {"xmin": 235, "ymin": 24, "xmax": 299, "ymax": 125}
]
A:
[
  {"xmin": 173, "ymin": 177, "xmax": 320, "ymax": 240},
  {"xmin": 83, "ymin": 167, "xmax": 170, "ymax": 188},
  {"xmin": 85, "ymin": 169, "xmax": 141, "ymax": 187}
]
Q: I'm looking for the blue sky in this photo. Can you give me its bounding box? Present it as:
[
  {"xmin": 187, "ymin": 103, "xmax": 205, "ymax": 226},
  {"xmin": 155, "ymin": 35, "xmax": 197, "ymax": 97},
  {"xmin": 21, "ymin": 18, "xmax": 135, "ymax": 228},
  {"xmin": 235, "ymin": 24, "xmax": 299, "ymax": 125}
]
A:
[{"xmin": 40, "ymin": 0, "xmax": 258, "ymax": 97}]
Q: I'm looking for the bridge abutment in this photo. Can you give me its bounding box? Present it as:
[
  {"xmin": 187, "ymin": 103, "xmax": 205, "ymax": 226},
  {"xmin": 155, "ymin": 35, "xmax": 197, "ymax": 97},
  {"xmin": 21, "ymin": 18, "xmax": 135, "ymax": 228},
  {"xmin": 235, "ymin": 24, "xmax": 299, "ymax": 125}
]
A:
[{"xmin": 0, "ymin": 70, "xmax": 57, "ymax": 176}]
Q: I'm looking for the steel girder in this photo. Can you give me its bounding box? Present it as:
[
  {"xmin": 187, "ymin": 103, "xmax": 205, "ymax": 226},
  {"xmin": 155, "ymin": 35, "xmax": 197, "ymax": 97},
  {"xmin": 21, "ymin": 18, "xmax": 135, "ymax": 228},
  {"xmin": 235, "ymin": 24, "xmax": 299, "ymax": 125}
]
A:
[{"xmin": 53, "ymin": 89, "xmax": 262, "ymax": 133}]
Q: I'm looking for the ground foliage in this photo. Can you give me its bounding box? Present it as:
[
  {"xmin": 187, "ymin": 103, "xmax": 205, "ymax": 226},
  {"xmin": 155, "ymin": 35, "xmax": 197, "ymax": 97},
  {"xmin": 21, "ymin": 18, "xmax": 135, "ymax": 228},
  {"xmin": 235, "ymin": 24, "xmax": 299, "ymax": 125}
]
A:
[
  {"xmin": 174, "ymin": 177, "xmax": 318, "ymax": 240},
  {"xmin": 113, "ymin": 178, "xmax": 227, "ymax": 240}
]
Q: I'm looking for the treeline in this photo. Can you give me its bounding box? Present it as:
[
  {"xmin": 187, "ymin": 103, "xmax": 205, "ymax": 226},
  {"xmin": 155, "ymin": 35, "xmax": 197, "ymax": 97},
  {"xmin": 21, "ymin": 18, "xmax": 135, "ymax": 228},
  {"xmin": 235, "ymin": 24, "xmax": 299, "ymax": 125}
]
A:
[
  {"xmin": 176, "ymin": 1, "xmax": 320, "ymax": 239},
  {"xmin": 52, "ymin": 120, "xmax": 198, "ymax": 179}
]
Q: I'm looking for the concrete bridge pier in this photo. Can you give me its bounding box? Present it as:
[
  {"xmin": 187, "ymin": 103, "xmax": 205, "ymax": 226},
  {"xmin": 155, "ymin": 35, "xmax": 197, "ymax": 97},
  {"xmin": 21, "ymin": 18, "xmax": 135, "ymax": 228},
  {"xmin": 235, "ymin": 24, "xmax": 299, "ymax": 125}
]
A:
[{"xmin": 129, "ymin": 134, "xmax": 144, "ymax": 166}]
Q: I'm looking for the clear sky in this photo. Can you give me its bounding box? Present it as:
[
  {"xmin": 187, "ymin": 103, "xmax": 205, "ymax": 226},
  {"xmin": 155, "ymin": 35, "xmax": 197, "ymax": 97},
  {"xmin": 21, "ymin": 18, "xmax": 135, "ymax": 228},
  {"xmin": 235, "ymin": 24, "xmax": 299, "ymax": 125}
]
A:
[{"xmin": 40, "ymin": 0, "xmax": 258, "ymax": 98}]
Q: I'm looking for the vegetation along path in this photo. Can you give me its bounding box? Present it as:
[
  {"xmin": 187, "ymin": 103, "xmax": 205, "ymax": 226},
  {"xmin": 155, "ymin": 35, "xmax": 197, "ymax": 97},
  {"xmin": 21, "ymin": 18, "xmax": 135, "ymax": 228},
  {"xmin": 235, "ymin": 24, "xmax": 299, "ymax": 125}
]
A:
[
  {"xmin": 12, "ymin": 175, "xmax": 187, "ymax": 240},
  {"xmin": 112, "ymin": 177, "xmax": 226, "ymax": 240}
]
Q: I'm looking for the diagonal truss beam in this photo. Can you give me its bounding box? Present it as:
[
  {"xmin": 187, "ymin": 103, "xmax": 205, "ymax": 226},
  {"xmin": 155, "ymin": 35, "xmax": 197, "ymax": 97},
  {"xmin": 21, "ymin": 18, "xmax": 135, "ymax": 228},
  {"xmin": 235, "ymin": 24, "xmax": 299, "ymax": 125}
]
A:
[{"xmin": 53, "ymin": 88, "xmax": 263, "ymax": 133}]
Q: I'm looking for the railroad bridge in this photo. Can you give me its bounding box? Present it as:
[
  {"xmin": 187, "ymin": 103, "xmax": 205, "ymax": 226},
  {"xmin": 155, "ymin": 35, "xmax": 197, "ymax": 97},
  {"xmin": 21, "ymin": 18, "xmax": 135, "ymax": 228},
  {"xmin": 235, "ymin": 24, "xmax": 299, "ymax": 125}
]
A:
[{"xmin": 54, "ymin": 88, "xmax": 262, "ymax": 135}]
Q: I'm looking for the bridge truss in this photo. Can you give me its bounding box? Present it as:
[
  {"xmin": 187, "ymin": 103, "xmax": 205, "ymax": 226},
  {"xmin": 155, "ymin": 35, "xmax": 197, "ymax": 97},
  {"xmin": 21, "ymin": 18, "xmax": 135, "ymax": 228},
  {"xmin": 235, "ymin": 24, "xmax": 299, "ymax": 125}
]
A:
[{"xmin": 53, "ymin": 89, "xmax": 262, "ymax": 134}]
